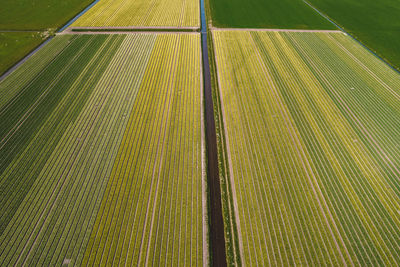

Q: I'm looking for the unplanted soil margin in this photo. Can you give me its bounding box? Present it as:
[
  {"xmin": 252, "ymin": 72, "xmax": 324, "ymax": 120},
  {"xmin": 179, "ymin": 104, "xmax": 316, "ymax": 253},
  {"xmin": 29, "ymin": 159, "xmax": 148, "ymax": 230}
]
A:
[
  {"xmin": 201, "ymin": 0, "xmax": 227, "ymax": 263},
  {"xmin": 211, "ymin": 27, "xmax": 342, "ymax": 33},
  {"xmin": 202, "ymin": 32, "xmax": 227, "ymax": 267}
]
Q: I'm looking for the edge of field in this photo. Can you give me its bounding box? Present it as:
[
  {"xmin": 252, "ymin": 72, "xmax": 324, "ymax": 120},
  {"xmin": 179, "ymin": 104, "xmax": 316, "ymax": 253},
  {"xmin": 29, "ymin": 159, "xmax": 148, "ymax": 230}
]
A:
[
  {"xmin": 199, "ymin": 33, "xmax": 210, "ymax": 267},
  {"xmin": 67, "ymin": 27, "xmax": 199, "ymax": 33},
  {"xmin": 302, "ymin": 0, "xmax": 400, "ymax": 73},
  {"xmin": 204, "ymin": 0, "xmax": 242, "ymax": 265},
  {"xmin": 0, "ymin": 0, "xmax": 98, "ymax": 81},
  {"xmin": 0, "ymin": 34, "xmax": 48, "ymax": 78}
]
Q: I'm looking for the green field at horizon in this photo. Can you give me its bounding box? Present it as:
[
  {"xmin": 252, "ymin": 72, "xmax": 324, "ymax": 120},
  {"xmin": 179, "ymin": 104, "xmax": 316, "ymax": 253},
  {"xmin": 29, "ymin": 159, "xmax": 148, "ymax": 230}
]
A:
[
  {"xmin": 0, "ymin": 32, "xmax": 44, "ymax": 76},
  {"xmin": 308, "ymin": 0, "xmax": 400, "ymax": 70},
  {"xmin": 210, "ymin": 0, "xmax": 336, "ymax": 29}
]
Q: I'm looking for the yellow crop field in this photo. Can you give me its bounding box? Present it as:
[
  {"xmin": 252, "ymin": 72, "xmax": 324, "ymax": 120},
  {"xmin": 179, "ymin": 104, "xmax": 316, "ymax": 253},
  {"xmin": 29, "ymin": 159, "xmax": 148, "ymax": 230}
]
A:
[
  {"xmin": 0, "ymin": 33, "xmax": 206, "ymax": 266},
  {"xmin": 71, "ymin": 0, "xmax": 199, "ymax": 28},
  {"xmin": 213, "ymin": 30, "xmax": 400, "ymax": 266}
]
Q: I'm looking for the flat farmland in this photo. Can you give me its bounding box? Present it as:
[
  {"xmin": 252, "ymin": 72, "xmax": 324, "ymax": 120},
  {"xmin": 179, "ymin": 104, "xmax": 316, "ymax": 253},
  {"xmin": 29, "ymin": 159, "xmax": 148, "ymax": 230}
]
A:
[
  {"xmin": 0, "ymin": 0, "xmax": 97, "ymax": 83},
  {"xmin": 213, "ymin": 30, "xmax": 400, "ymax": 266},
  {"xmin": 307, "ymin": 0, "xmax": 400, "ymax": 70},
  {"xmin": 71, "ymin": 0, "xmax": 199, "ymax": 29},
  {"xmin": 0, "ymin": 33, "xmax": 206, "ymax": 266},
  {"xmin": 0, "ymin": 32, "xmax": 44, "ymax": 76},
  {"xmin": 210, "ymin": 0, "xmax": 335, "ymax": 29},
  {"xmin": 0, "ymin": 0, "xmax": 94, "ymax": 30}
]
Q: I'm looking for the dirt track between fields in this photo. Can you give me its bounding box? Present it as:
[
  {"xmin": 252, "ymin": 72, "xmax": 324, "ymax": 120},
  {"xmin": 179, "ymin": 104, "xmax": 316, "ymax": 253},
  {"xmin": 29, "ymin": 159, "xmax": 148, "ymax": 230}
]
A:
[
  {"xmin": 211, "ymin": 27, "xmax": 343, "ymax": 33},
  {"xmin": 68, "ymin": 26, "xmax": 199, "ymax": 31},
  {"xmin": 200, "ymin": 0, "xmax": 227, "ymax": 263},
  {"xmin": 58, "ymin": 31, "xmax": 198, "ymax": 35}
]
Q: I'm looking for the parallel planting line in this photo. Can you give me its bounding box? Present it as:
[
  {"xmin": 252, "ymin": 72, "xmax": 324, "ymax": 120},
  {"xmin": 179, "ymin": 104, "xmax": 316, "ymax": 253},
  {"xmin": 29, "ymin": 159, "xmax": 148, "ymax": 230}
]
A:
[{"xmin": 212, "ymin": 30, "xmax": 400, "ymax": 266}]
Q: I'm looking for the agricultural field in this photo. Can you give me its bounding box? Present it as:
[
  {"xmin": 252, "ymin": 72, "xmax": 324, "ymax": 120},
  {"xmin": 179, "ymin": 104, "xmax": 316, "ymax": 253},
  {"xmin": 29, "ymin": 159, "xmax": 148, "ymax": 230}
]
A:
[
  {"xmin": 71, "ymin": 0, "xmax": 199, "ymax": 28},
  {"xmin": 0, "ymin": 0, "xmax": 97, "ymax": 82},
  {"xmin": 209, "ymin": 0, "xmax": 335, "ymax": 29},
  {"xmin": 307, "ymin": 0, "xmax": 400, "ymax": 70},
  {"xmin": 0, "ymin": 0, "xmax": 94, "ymax": 30},
  {"xmin": 213, "ymin": 30, "xmax": 400, "ymax": 266},
  {"xmin": 0, "ymin": 32, "xmax": 44, "ymax": 76},
  {"xmin": 0, "ymin": 33, "xmax": 206, "ymax": 266}
]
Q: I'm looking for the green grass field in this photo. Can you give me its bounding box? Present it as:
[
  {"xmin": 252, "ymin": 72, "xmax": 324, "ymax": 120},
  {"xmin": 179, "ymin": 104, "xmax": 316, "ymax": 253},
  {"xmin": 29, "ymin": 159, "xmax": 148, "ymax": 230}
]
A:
[
  {"xmin": 210, "ymin": 0, "xmax": 336, "ymax": 29},
  {"xmin": 0, "ymin": 0, "xmax": 96, "ymax": 79},
  {"xmin": 213, "ymin": 30, "xmax": 400, "ymax": 266},
  {"xmin": 0, "ymin": 33, "xmax": 206, "ymax": 266},
  {"xmin": 0, "ymin": 0, "xmax": 94, "ymax": 30},
  {"xmin": 0, "ymin": 32, "xmax": 44, "ymax": 76},
  {"xmin": 308, "ymin": 0, "xmax": 400, "ymax": 70}
]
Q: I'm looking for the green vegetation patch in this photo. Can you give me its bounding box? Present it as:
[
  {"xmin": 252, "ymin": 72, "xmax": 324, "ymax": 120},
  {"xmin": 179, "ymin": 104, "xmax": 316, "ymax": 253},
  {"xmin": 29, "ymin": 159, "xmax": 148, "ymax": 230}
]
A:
[
  {"xmin": 0, "ymin": 32, "xmax": 44, "ymax": 76},
  {"xmin": 0, "ymin": 34, "xmax": 121, "ymax": 236},
  {"xmin": 210, "ymin": 0, "xmax": 336, "ymax": 29},
  {"xmin": 0, "ymin": 0, "xmax": 95, "ymax": 30},
  {"xmin": 307, "ymin": 0, "xmax": 400, "ymax": 70}
]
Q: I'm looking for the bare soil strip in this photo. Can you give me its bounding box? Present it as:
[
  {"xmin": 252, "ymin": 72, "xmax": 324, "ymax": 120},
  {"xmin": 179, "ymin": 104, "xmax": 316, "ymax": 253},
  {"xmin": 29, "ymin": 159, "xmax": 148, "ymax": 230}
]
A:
[
  {"xmin": 0, "ymin": 30, "xmax": 41, "ymax": 33},
  {"xmin": 200, "ymin": 42, "xmax": 209, "ymax": 267},
  {"xmin": 200, "ymin": 0, "xmax": 227, "ymax": 263},
  {"xmin": 69, "ymin": 26, "xmax": 199, "ymax": 31},
  {"xmin": 58, "ymin": 31, "xmax": 198, "ymax": 35},
  {"xmin": 211, "ymin": 27, "xmax": 342, "ymax": 33},
  {"xmin": 201, "ymin": 30, "xmax": 227, "ymax": 267}
]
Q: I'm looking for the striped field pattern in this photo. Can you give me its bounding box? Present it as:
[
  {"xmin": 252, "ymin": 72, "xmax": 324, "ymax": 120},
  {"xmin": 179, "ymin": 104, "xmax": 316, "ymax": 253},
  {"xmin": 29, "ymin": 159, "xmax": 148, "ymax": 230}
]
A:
[
  {"xmin": 71, "ymin": 0, "xmax": 199, "ymax": 28},
  {"xmin": 0, "ymin": 33, "xmax": 206, "ymax": 266},
  {"xmin": 213, "ymin": 30, "xmax": 400, "ymax": 266}
]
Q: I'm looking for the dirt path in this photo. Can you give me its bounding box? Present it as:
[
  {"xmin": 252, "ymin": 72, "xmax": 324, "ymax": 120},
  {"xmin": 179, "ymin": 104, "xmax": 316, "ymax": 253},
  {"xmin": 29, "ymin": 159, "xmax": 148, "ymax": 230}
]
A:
[
  {"xmin": 211, "ymin": 27, "xmax": 342, "ymax": 33},
  {"xmin": 69, "ymin": 26, "xmax": 199, "ymax": 31},
  {"xmin": 201, "ymin": 22, "xmax": 228, "ymax": 267},
  {"xmin": 0, "ymin": 30, "xmax": 41, "ymax": 32},
  {"xmin": 200, "ymin": 43, "xmax": 209, "ymax": 267},
  {"xmin": 58, "ymin": 31, "xmax": 198, "ymax": 35}
]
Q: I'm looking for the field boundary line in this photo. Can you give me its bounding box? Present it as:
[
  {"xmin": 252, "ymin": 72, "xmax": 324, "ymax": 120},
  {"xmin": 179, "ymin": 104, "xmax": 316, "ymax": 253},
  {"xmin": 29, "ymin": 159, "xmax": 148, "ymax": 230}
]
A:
[
  {"xmin": 211, "ymin": 27, "xmax": 342, "ymax": 33},
  {"xmin": 69, "ymin": 26, "xmax": 199, "ymax": 31},
  {"xmin": 0, "ymin": 30, "xmax": 42, "ymax": 33},
  {"xmin": 199, "ymin": 35, "xmax": 209, "ymax": 267},
  {"xmin": 58, "ymin": 31, "xmax": 199, "ymax": 35},
  {"xmin": 58, "ymin": 0, "xmax": 101, "ymax": 32}
]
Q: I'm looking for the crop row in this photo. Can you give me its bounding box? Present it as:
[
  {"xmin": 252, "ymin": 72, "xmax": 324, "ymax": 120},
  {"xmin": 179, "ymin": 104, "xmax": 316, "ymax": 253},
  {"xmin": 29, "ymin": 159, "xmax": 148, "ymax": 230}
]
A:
[
  {"xmin": 81, "ymin": 33, "xmax": 206, "ymax": 266},
  {"xmin": 0, "ymin": 33, "xmax": 206, "ymax": 266},
  {"xmin": 72, "ymin": 0, "xmax": 199, "ymax": 28},
  {"xmin": 213, "ymin": 30, "xmax": 400, "ymax": 266},
  {"xmin": 0, "ymin": 34, "xmax": 110, "ymax": 235}
]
